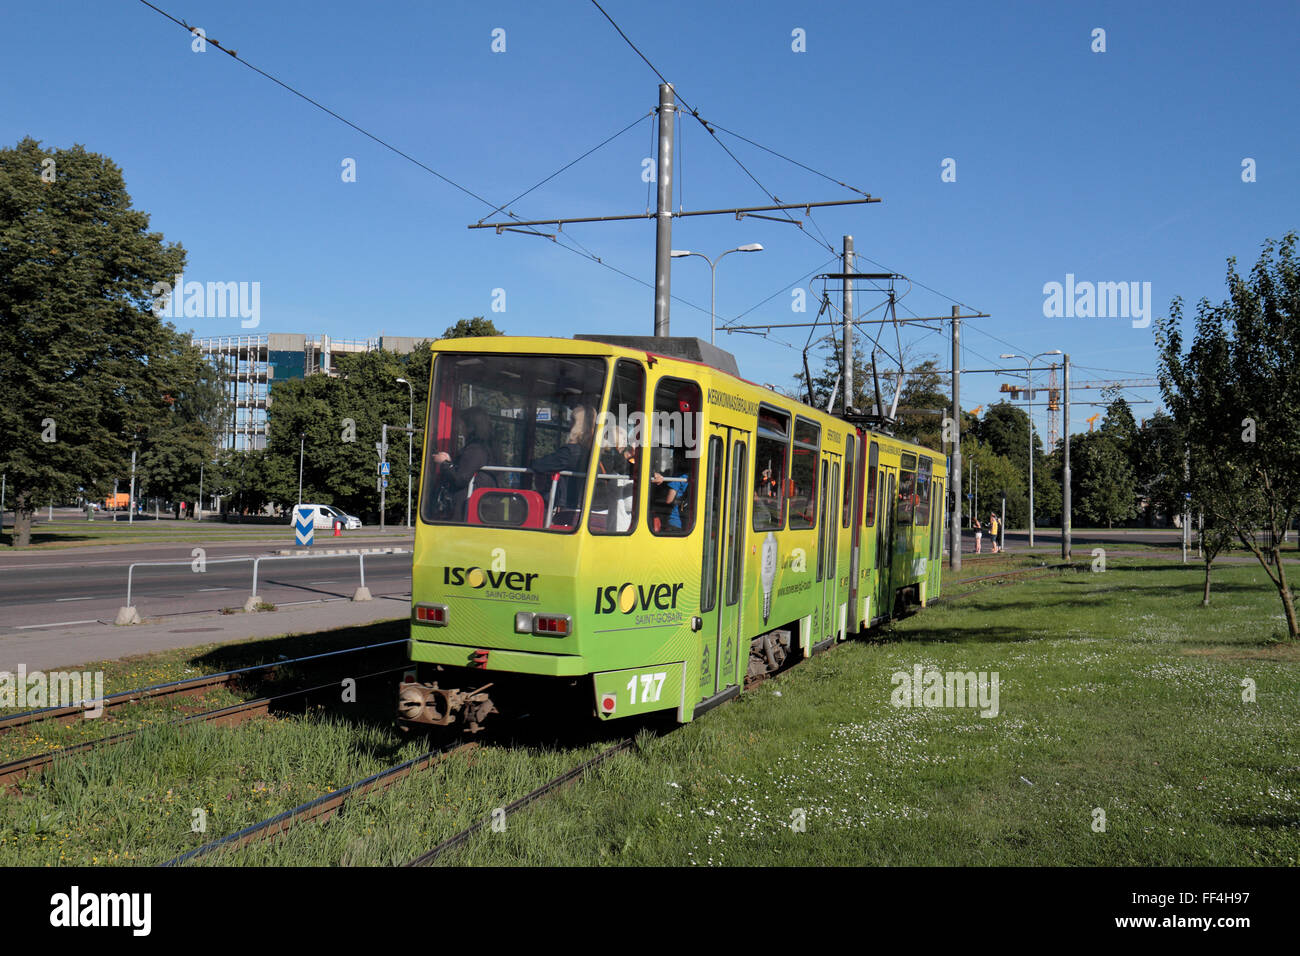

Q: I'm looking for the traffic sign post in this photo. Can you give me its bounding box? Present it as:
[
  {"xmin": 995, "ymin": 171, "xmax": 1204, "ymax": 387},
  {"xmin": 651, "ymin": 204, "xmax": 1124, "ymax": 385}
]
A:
[{"xmin": 293, "ymin": 505, "xmax": 314, "ymax": 548}]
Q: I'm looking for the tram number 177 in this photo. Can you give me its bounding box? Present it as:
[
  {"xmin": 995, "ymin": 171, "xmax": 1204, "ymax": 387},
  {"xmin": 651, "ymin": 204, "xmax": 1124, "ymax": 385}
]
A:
[{"xmin": 626, "ymin": 672, "xmax": 667, "ymax": 705}]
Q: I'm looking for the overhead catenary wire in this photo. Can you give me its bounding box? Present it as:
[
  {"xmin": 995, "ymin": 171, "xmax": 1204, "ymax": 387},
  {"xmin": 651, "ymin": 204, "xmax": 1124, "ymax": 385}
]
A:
[
  {"xmin": 588, "ymin": 0, "xmax": 848, "ymax": 257},
  {"xmin": 132, "ymin": 0, "xmax": 718, "ymax": 319},
  {"xmin": 476, "ymin": 112, "xmax": 654, "ymax": 224}
]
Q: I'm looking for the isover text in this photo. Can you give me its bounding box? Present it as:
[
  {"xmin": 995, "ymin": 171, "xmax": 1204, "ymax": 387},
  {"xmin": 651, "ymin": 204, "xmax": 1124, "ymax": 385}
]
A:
[
  {"xmin": 444, "ymin": 566, "xmax": 538, "ymax": 591},
  {"xmin": 595, "ymin": 581, "xmax": 685, "ymax": 615}
]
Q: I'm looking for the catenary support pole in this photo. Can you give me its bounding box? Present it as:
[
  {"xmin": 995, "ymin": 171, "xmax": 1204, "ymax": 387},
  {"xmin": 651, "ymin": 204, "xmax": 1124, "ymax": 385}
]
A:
[
  {"xmin": 949, "ymin": 306, "xmax": 961, "ymax": 570},
  {"xmin": 843, "ymin": 236, "xmax": 854, "ymax": 412},
  {"xmin": 653, "ymin": 82, "xmax": 675, "ymax": 337},
  {"xmin": 1062, "ymin": 354, "xmax": 1071, "ymax": 559}
]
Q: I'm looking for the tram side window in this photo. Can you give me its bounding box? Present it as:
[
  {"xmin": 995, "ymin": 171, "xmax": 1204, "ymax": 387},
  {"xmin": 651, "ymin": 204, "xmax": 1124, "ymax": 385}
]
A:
[
  {"xmin": 649, "ymin": 377, "xmax": 701, "ymax": 536},
  {"xmin": 753, "ymin": 406, "xmax": 789, "ymax": 531},
  {"xmin": 842, "ymin": 435, "xmax": 856, "ymax": 528},
  {"xmin": 788, "ymin": 419, "xmax": 820, "ymax": 530},
  {"xmin": 865, "ymin": 441, "xmax": 878, "ymax": 528},
  {"xmin": 896, "ymin": 453, "xmax": 918, "ymax": 527},
  {"xmin": 915, "ymin": 457, "xmax": 933, "ymax": 527},
  {"xmin": 589, "ymin": 359, "xmax": 644, "ymax": 536}
]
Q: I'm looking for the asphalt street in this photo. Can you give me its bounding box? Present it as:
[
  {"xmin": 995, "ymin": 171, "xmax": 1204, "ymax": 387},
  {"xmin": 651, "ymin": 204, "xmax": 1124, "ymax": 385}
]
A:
[{"xmin": 0, "ymin": 541, "xmax": 413, "ymax": 633}]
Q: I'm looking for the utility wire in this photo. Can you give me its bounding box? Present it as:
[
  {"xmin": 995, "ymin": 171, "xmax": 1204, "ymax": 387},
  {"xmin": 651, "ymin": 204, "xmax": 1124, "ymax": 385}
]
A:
[
  {"xmin": 477, "ymin": 112, "xmax": 653, "ymax": 224},
  {"xmin": 588, "ymin": 0, "xmax": 840, "ymax": 256},
  {"xmin": 133, "ymin": 1, "xmax": 715, "ymax": 318},
  {"xmin": 703, "ymin": 120, "xmax": 873, "ymax": 196}
]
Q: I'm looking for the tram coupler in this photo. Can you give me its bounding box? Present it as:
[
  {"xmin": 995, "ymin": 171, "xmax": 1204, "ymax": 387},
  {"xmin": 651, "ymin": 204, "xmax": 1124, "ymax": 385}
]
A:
[{"xmin": 397, "ymin": 680, "xmax": 498, "ymax": 734}]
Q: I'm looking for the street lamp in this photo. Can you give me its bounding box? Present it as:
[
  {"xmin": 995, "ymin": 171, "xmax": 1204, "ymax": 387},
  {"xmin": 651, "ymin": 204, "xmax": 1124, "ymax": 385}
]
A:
[
  {"xmin": 1001, "ymin": 350, "xmax": 1062, "ymax": 548},
  {"xmin": 671, "ymin": 243, "xmax": 763, "ymax": 345},
  {"xmin": 297, "ymin": 432, "xmax": 305, "ymax": 506},
  {"xmin": 396, "ymin": 377, "xmax": 414, "ymax": 529}
]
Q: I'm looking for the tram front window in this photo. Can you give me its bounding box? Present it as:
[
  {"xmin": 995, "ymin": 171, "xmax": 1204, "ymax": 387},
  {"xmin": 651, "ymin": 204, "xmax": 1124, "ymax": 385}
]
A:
[{"xmin": 421, "ymin": 353, "xmax": 607, "ymax": 531}]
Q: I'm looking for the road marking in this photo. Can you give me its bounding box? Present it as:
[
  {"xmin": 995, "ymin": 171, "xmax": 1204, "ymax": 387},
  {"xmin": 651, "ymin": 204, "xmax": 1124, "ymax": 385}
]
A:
[
  {"xmin": 55, "ymin": 596, "xmax": 94, "ymax": 602},
  {"xmin": 277, "ymin": 598, "xmax": 347, "ymax": 607},
  {"xmin": 307, "ymin": 581, "xmax": 338, "ymax": 585},
  {"xmin": 15, "ymin": 619, "xmax": 99, "ymax": 630},
  {"xmin": 197, "ymin": 587, "xmax": 232, "ymax": 592}
]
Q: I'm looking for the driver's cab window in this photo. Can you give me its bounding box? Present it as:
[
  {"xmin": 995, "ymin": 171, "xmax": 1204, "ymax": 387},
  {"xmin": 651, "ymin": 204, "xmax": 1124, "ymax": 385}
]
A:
[{"xmin": 421, "ymin": 353, "xmax": 606, "ymax": 531}]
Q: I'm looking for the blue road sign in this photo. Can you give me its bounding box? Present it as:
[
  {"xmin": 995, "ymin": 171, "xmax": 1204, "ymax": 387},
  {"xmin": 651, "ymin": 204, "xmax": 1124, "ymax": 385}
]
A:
[
  {"xmin": 293, "ymin": 506, "xmax": 314, "ymax": 547},
  {"xmin": 382, "ymin": 478, "xmax": 389, "ymax": 488},
  {"xmin": 380, "ymin": 461, "xmax": 391, "ymax": 476}
]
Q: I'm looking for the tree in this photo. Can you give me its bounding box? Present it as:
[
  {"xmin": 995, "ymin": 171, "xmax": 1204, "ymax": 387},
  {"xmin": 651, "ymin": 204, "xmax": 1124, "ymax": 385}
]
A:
[
  {"xmin": 1156, "ymin": 233, "xmax": 1300, "ymax": 639},
  {"xmin": 135, "ymin": 338, "xmax": 228, "ymax": 514},
  {"xmin": 442, "ymin": 316, "xmax": 501, "ymax": 339},
  {"xmin": 1132, "ymin": 411, "xmax": 1185, "ymax": 526},
  {"xmin": 0, "ymin": 138, "xmax": 187, "ymax": 545},
  {"xmin": 892, "ymin": 359, "xmax": 949, "ymax": 449},
  {"xmin": 1072, "ymin": 432, "xmax": 1137, "ymax": 528}
]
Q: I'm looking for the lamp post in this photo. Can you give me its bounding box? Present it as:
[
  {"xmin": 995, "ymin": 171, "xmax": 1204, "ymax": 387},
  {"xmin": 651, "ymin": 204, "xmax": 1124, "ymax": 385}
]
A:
[
  {"xmin": 670, "ymin": 244, "xmax": 763, "ymax": 344},
  {"xmin": 297, "ymin": 433, "xmax": 305, "ymax": 506},
  {"xmin": 396, "ymin": 377, "xmax": 414, "ymax": 529},
  {"xmin": 1000, "ymin": 350, "xmax": 1062, "ymax": 548}
]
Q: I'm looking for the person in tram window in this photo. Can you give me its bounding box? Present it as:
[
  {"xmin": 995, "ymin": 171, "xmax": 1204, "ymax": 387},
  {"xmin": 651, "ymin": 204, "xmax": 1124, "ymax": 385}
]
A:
[
  {"xmin": 594, "ymin": 425, "xmax": 636, "ymax": 532},
  {"xmin": 650, "ymin": 467, "xmax": 687, "ymax": 533},
  {"xmin": 431, "ymin": 405, "xmax": 497, "ymax": 520},
  {"xmin": 530, "ymin": 404, "xmax": 596, "ymax": 512}
]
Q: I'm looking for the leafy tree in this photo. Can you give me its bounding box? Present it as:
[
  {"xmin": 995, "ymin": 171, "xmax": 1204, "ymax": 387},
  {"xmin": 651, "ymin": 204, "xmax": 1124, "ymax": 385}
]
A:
[
  {"xmin": 892, "ymin": 359, "xmax": 949, "ymax": 449},
  {"xmin": 1072, "ymin": 432, "xmax": 1137, "ymax": 528},
  {"xmin": 1156, "ymin": 233, "xmax": 1300, "ymax": 639},
  {"xmin": 962, "ymin": 437, "xmax": 1026, "ymax": 528},
  {"xmin": 0, "ymin": 138, "xmax": 187, "ymax": 545},
  {"xmin": 442, "ymin": 316, "xmax": 501, "ymax": 339},
  {"xmin": 1132, "ymin": 411, "xmax": 1185, "ymax": 526},
  {"xmin": 135, "ymin": 339, "xmax": 227, "ymax": 515}
]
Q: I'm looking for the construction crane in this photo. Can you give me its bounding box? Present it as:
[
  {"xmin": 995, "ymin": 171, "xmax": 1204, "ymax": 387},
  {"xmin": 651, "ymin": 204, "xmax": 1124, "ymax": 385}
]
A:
[{"xmin": 1086, "ymin": 413, "xmax": 1100, "ymax": 432}]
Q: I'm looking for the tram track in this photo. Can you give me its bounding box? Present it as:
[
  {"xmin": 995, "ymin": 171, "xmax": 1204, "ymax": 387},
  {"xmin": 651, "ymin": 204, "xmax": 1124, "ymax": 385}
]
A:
[
  {"xmin": 0, "ymin": 664, "xmax": 409, "ymax": 791},
  {"xmin": 162, "ymin": 740, "xmax": 479, "ymax": 867},
  {"xmin": 0, "ymin": 637, "xmax": 409, "ymax": 733}
]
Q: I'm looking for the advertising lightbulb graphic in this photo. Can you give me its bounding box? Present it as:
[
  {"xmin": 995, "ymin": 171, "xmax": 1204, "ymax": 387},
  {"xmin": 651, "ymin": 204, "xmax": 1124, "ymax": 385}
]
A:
[{"xmin": 760, "ymin": 532, "xmax": 778, "ymax": 623}]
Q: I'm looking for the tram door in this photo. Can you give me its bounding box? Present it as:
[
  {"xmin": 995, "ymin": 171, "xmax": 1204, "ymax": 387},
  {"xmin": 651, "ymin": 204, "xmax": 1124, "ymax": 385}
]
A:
[
  {"xmin": 698, "ymin": 425, "xmax": 750, "ymax": 697},
  {"xmin": 815, "ymin": 453, "xmax": 841, "ymax": 644},
  {"xmin": 875, "ymin": 468, "xmax": 897, "ymax": 616}
]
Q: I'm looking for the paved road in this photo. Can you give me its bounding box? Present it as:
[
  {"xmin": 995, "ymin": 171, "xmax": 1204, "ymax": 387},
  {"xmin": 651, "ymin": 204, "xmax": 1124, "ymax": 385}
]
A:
[{"xmin": 0, "ymin": 544, "xmax": 412, "ymax": 633}]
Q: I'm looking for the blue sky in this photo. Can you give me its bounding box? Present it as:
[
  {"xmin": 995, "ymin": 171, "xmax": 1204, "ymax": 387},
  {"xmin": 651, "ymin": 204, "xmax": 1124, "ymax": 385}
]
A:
[{"xmin": 5, "ymin": 0, "xmax": 1297, "ymax": 435}]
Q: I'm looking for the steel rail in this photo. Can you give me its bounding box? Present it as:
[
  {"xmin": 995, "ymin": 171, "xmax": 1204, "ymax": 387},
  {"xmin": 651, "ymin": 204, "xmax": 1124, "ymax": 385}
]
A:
[
  {"xmin": 404, "ymin": 737, "xmax": 637, "ymax": 867},
  {"xmin": 0, "ymin": 664, "xmax": 410, "ymax": 790},
  {"xmin": 0, "ymin": 637, "xmax": 408, "ymax": 732},
  {"xmin": 161, "ymin": 740, "xmax": 477, "ymax": 867}
]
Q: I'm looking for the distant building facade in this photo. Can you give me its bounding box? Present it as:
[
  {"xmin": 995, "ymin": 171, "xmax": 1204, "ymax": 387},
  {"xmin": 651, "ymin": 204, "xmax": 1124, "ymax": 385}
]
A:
[{"xmin": 193, "ymin": 333, "xmax": 425, "ymax": 450}]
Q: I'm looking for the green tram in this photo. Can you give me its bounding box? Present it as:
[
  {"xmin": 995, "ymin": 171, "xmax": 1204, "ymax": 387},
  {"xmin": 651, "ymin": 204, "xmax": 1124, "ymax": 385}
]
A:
[{"xmin": 397, "ymin": 335, "xmax": 947, "ymax": 731}]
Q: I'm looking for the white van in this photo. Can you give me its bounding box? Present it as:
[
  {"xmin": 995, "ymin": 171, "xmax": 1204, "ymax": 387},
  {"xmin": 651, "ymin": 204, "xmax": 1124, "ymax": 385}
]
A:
[{"xmin": 292, "ymin": 504, "xmax": 362, "ymax": 530}]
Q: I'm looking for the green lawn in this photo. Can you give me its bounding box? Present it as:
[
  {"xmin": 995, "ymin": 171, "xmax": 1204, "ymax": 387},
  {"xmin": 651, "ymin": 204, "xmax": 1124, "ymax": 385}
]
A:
[{"xmin": 1, "ymin": 558, "xmax": 1296, "ymax": 866}]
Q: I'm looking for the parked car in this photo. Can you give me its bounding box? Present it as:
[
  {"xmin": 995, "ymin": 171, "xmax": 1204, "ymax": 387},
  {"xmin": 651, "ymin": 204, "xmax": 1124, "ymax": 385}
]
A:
[{"xmin": 292, "ymin": 504, "xmax": 363, "ymax": 530}]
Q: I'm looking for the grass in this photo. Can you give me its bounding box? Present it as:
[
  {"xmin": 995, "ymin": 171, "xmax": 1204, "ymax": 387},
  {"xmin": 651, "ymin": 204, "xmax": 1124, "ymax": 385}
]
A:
[{"xmin": 0, "ymin": 557, "xmax": 1296, "ymax": 865}]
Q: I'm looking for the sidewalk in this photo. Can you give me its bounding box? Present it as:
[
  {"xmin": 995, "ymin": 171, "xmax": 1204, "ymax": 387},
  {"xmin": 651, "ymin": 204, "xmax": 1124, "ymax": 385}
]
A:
[{"xmin": 0, "ymin": 595, "xmax": 411, "ymax": 672}]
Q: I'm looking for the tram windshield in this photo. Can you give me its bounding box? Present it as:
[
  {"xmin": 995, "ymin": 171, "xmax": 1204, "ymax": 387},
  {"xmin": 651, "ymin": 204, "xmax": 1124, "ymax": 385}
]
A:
[{"xmin": 421, "ymin": 353, "xmax": 608, "ymax": 531}]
